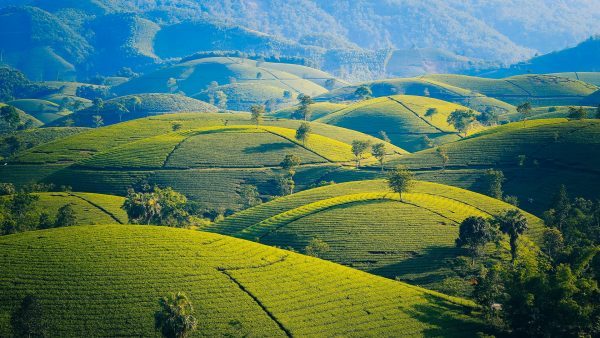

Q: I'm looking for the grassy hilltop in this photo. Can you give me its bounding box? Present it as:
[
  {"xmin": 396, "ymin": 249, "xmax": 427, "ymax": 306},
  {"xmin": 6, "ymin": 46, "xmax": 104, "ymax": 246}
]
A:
[
  {"xmin": 0, "ymin": 225, "xmax": 485, "ymax": 337},
  {"xmin": 209, "ymin": 180, "xmax": 543, "ymax": 292}
]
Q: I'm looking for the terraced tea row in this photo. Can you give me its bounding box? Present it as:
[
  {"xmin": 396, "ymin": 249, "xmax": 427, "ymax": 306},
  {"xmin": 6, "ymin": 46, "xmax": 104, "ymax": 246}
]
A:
[{"xmin": 0, "ymin": 225, "xmax": 484, "ymax": 337}]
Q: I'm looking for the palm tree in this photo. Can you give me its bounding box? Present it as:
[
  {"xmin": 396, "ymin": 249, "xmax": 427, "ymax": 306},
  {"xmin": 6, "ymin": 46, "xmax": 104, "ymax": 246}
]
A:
[
  {"xmin": 155, "ymin": 292, "xmax": 197, "ymax": 338},
  {"xmin": 494, "ymin": 209, "xmax": 528, "ymax": 262}
]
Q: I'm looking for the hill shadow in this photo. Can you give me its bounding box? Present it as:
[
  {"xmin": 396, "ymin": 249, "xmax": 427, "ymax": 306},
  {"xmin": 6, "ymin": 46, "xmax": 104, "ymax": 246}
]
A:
[
  {"xmin": 243, "ymin": 142, "xmax": 296, "ymax": 154},
  {"xmin": 368, "ymin": 246, "xmax": 465, "ymax": 285},
  {"xmin": 405, "ymin": 294, "xmax": 488, "ymax": 337}
]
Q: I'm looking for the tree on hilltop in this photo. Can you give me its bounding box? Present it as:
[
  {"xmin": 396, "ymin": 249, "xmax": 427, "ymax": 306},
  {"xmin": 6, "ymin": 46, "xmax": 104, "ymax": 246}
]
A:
[
  {"xmin": 567, "ymin": 106, "xmax": 587, "ymax": 120},
  {"xmin": 447, "ymin": 109, "xmax": 476, "ymax": 136},
  {"xmin": 517, "ymin": 102, "xmax": 532, "ymax": 122},
  {"xmin": 351, "ymin": 140, "xmax": 371, "ymax": 168},
  {"xmin": 371, "ymin": 143, "xmax": 386, "ymax": 171},
  {"xmin": 456, "ymin": 216, "xmax": 498, "ymax": 266},
  {"xmin": 387, "ymin": 165, "xmax": 414, "ymax": 201},
  {"xmin": 250, "ymin": 104, "xmax": 265, "ymax": 125},
  {"xmin": 354, "ymin": 85, "xmax": 372, "ymax": 100},
  {"xmin": 293, "ymin": 94, "xmax": 313, "ymax": 120},
  {"xmin": 295, "ymin": 122, "xmax": 312, "ymax": 146}
]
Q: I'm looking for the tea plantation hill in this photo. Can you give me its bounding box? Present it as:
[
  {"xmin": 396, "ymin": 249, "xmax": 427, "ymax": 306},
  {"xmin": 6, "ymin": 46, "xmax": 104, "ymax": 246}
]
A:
[
  {"xmin": 7, "ymin": 98, "xmax": 67, "ymax": 124},
  {"xmin": 1, "ymin": 192, "xmax": 128, "ymax": 225},
  {"xmin": 0, "ymin": 127, "xmax": 88, "ymax": 159},
  {"xmin": 421, "ymin": 74, "xmax": 598, "ymax": 107},
  {"xmin": 390, "ymin": 119, "xmax": 600, "ymax": 214},
  {"xmin": 0, "ymin": 225, "xmax": 486, "ymax": 337},
  {"xmin": 208, "ymin": 179, "xmax": 543, "ymax": 293},
  {"xmin": 317, "ymin": 77, "xmax": 516, "ymax": 115},
  {"xmin": 271, "ymin": 102, "xmax": 348, "ymax": 121},
  {"xmin": 3, "ymin": 113, "xmax": 405, "ymax": 210},
  {"xmin": 113, "ymin": 57, "xmax": 343, "ymax": 111},
  {"xmin": 0, "ymin": 103, "xmax": 42, "ymax": 130},
  {"xmin": 316, "ymin": 95, "xmax": 481, "ymax": 152},
  {"xmin": 48, "ymin": 93, "xmax": 219, "ymax": 127}
]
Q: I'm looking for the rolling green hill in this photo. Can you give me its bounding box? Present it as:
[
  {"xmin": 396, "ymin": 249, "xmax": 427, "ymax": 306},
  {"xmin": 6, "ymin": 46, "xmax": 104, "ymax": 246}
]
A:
[
  {"xmin": 318, "ymin": 77, "xmax": 516, "ymax": 115},
  {"xmin": 272, "ymin": 102, "xmax": 348, "ymax": 120},
  {"xmin": 1, "ymin": 191, "xmax": 128, "ymax": 225},
  {"xmin": 3, "ymin": 113, "xmax": 404, "ymax": 210},
  {"xmin": 551, "ymin": 72, "xmax": 600, "ymax": 86},
  {"xmin": 209, "ymin": 179, "xmax": 543, "ymax": 292},
  {"xmin": 7, "ymin": 98, "xmax": 67, "ymax": 124},
  {"xmin": 317, "ymin": 95, "xmax": 480, "ymax": 151},
  {"xmin": 113, "ymin": 57, "xmax": 331, "ymax": 110},
  {"xmin": 0, "ymin": 103, "xmax": 42, "ymax": 130},
  {"xmin": 48, "ymin": 93, "xmax": 219, "ymax": 127},
  {"xmin": 0, "ymin": 224, "xmax": 484, "ymax": 337},
  {"xmin": 392, "ymin": 119, "xmax": 600, "ymax": 214},
  {"xmin": 582, "ymin": 90, "xmax": 600, "ymax": 106},
  {"xmin": 422, "ymin": 74, "xmax": 598, "ymax": 106},
  {"xmin": 0, "ymin": 127, "xmax": 88, "ymax": 159}
]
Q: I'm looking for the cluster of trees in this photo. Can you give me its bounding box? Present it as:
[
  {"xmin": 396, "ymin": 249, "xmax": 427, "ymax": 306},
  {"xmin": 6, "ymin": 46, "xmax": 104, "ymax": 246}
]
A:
[
  {"xmin": 350, "ymin": 140, "xmax": 387, "ymax": 169},
  {"xmin": 122, "ymin": 185, "xmax": 191, "ymax": 227},
  {"xmin": 0, "ymin": 67, "xmax": 54, "ymax": 102},
  {"xmin": 447, "ymin": 109, "xmax": 478, "ymax": 136},
  {"xmin": 278, "ymin": 154, "xmax": 301, "ymax": 196},
  {"xmin": 459, "ymin": 185, "xmax": 600, "ymax": 336},
  {"xmin": 0, "ymin": 186, "xmax": 77, "ymax": 235}
]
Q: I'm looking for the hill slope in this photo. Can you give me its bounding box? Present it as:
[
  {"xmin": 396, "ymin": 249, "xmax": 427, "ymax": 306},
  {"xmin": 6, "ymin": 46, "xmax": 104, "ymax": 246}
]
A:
[
  {"xmin": 209, "ymin": 179, "xmax": 543, "ymax": 292},
  {"xmin": 317, "ymin": 95, "xmax": 480, "ymax": 151},
  {"xmin": 0, "ymin": 224, "xmax": 484, "ymax": 337},
  {"xmin": 393, "ymin": 119, "xmax": 600, "ymax": 214}
]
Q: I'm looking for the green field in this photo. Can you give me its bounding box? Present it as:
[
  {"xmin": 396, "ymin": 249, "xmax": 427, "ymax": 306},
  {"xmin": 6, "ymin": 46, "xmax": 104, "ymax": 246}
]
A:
[
  {"xmin": 209, "ymin": 180, "xmax": 543, "ymax": 292},
  {"xmin": 392, "ymin": 119, "xmax": 600, "ymax": 214},
  {"xmin": 1, "ymin": 192, "xmax": 128, "ymax": 225},
  {"xmin": 317, "ymin": 95, "xmax": 480, "ymax": 151},
  {"xmin": 7, "ymin": 99, "xmax": 65, "ymax": 124},
  {"xmin": 0, "ymin": 127, "xmax": 88, "ymax": 159},
  {"xmin": 318, "ymin": 77, "xmax": 517, "ymax": 115},
  {"xmin": 3, "ymin": 113, "xmax": 404, "ymax": 210},
  {"xmin": 422, "ymin": 74, "xmax": 598, "ymax": 106},
  {"xmin": 551, "ymin": 72, "xmax": 600, "ymax": 86},
  {"xmin": 0, "ymin": 103, "xmax": 43, "ymax": 129},
  {"xmin": 0, "ymin": 225, "xmax": 485, "ymax": 337}
]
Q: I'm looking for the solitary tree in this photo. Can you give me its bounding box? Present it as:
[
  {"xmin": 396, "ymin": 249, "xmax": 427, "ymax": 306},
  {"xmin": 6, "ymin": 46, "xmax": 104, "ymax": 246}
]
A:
[
  {"xmin": 129, "ymin": 96, "xmax": 142, "ymax": 113},
  {"xmin": 92, "ymin": 115, "xmax": 104, "ymax": 128},
  {"xmin": 371, "ymin": 143, "xmax": 386, "ymax": 171},
  {"xmin": 92, "ymin": 98, "xmax": 104, "ymax": 114},
  {"xmin": 482, "ymin": 169, "xmax": 505, "ymax": 199},
  {"xmin": 172, "ymin": 123, "xmax": 183, "ymax": 132},
  {"xmin": 354, "ymin": 85, "xmax": 372, "ymax": 100},
  {"xmin": 280, "ymin": 154, "xmax": 301, "ymax": 178},
  {"xmin": 215, "ymin": 91, "xmax": 228, "ymax": 110},
  {"xmin": 54, "ymin": 204, "xmax": 77, "ymax": 227},
  {"xmin": 436, "ymin": 147, "xmax": 449, "ymax": 170},
  {"xmin": 517, "ymin": 102, "xmax": 532, "ymax": 122},
  {"xmin": 277, "ymin": 175, "xmax": 295, "ymax": 195},
  {"xmin": 567, "ymin": 106, "xmax": 587, "ymax": 120},
  {"xmin": 155, "ymin": 292, "xmax": 198, "ymax": 338},
  {"xmin": 351, "ymin": 140, "xmax": 371, "ymax": 168},
  {"xmin": 493, "ymin": 209, "xmax": 528, "ymax": 262},
  {"xmin": 387, "ymin": 165, "xmax": 414, "ymax": 201},
  {"xmin": 305, "ymin": 238, "xmax": 331, "ymax": 258},
  {"xmin": 250, "ymin": 104, "xmax": 265, "ymax": 125},
  {"xmin": 295, "ymin": 122, "xmax": 312, "ymax": 146},
  {"xmin": 239, "ymin": 185, "xmax": 261, "ymax": 209},
  {"xmin": 447, "ymin": 109, "xmax": 477, "ymax": 136},
  {"xmin": 378, "ymin": 130, "xmax": 391, "ymax": 143},
  {"xmin": 424, "ymin": 108, "xmax": 439, "ymax": 120},
  {"xmin": 294, "ymin": 94, "xmax": 313, "ymax": 120},
  {"xmin": 11, "ymin": 295, "xmax": 48, "ymax": 338},
  {"xmin": 456, "ymin": 216, "xmax": 497, "ymax": 265},
  {"xmin": 113, "ymin": 102, "xmax": 129, "ymax": 122}
]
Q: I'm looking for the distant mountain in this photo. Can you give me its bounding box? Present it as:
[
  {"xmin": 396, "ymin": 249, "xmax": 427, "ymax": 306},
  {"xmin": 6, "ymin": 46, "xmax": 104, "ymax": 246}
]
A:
[
  {"xmin": 1, "ymin": 0, "xmax": 599, "ymax": 81},
  {"xmin": 478, "ymin": 36, "xmax": 600, "ymax": 78}
]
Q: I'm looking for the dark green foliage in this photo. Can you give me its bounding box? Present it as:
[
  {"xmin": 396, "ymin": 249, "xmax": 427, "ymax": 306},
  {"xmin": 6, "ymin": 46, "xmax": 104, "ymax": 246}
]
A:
[
  {"xmin": 493, "ymin": 210, "xmax": 528, "ymax": 262},
  {"xmin": 456, "ymin": 216, "xmax": 497, "ymax": 264},
  {"xmin": 305, "ymin": 238, "xmax": 331, "ymax": 258},
  {"xmin": 0, "ymin": 192, "xmax": 39, "ymax": 235},
  {"xmin": 0, "ymin": 67, "xmax": 53, "ymax": 101},
  {"xmin": 482, "ymin": 169, "xmax": 505, "ymax": 200},
  {"xmin": 424, "ymin": 108, "xmax": 439, "ymax": 120},
  {"xmin": 280, "ymin": 154, "xmax": 301, "ymax": 177},
  {"xmin": 371, "ymin": 143, "xmax": 386, "ymax": 171},
  {"xmin": 516, "ymin": 102, "xmax": 533, "ymax": 121},
  {"xmin": 0, "ymin": 183, "xmax": 16, "ymax": 195},
  {"xmin": 387, "ymin": 165, "xmax": 414, "ymax": 200},
  {"xmin": 238, "ymin": 185, "xmax": 261, "ymax": 209},
  {"xmin": 155, "ymin": 292, "xmax": 198, "ymax": 338},
  {"xmin": 1, "ymin": 105, "xmax": 20, "ymax": 130},
  {"xmin": 250, "ymin": 104, "xmax": 265, "ymax": 125},
  {"xmin": 354, "ymin": 85, "xmax": 372, "ymax": 100},
  {"xmin": 4, "ymin": 136, "xmax": 21, "ymax": 157},
  {"xmin": 447, "ymin": 109, "xmax": 477, "ymax": 136},
  {"xmin": 11, "ymin": 295, "xmax": 48, "ymax": 338},
  {"xmin": 277, "ymin": 176, "xmax": 295, "ymax": 196},
  {"xmin": 122, "ymin": 186, "xmax": 190, "ymax": 227},
  {"xmin": 567, "ymin": 106, "xmax": 587, "ymax": 119},
  {"xmin": 54, "ymin": 204, "xmax": 77, "ymax": 227}
]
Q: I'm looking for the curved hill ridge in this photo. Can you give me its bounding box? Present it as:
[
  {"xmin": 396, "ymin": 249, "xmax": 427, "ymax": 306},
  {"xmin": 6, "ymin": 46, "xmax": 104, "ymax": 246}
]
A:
[
  {"xmin": 0, "ymin": 225, "xmax": 484, "ymax": 337},
  {"xmin": 209, "ymin": 179, "xmax": 543, "ymax": 291},
  {"xmin": 317, "ymin": 95, "xmax": 480, "ymax": 151},
  {"xmin": 393, "ymin": 119, "xmax": 600, "ymax": 214}
]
